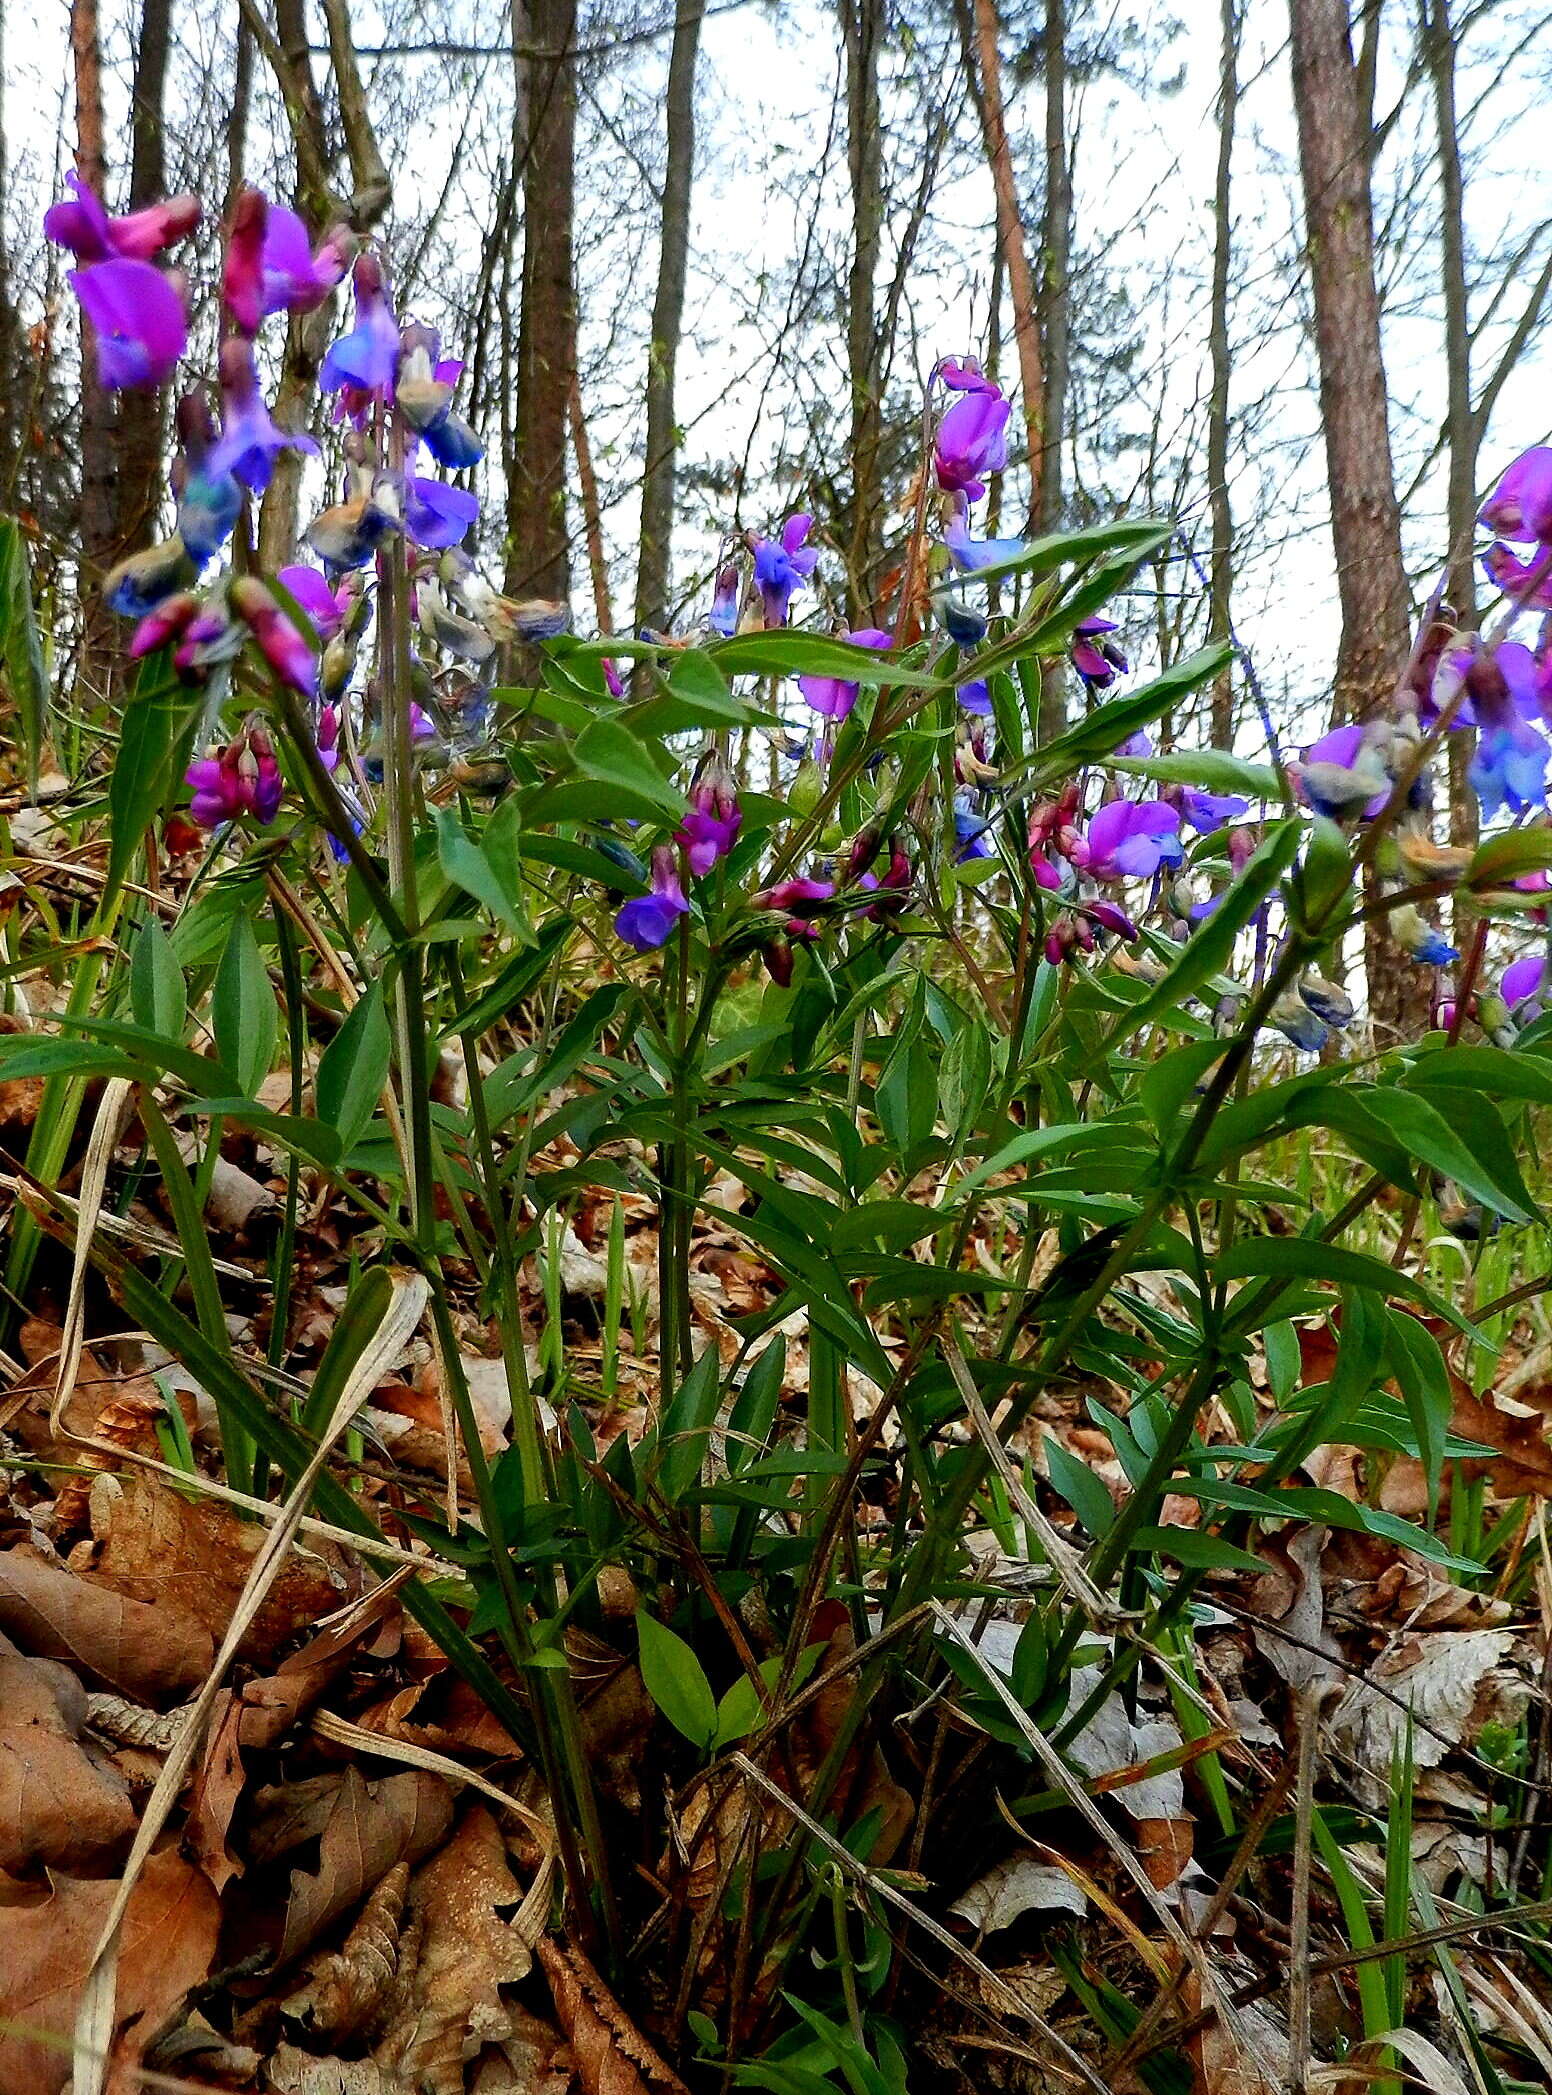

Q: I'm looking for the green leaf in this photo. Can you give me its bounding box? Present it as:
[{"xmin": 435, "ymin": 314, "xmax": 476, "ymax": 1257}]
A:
[
  {"xmin": 299, "ymin": 1265, "xmax": 396, "ymax": 1440},
  {"xmin": 709, "ymin": 630, "xmax": 937, "ymax": 686},
  {"xmin": 211, "ymin": 915, "xmax": 277, "ymax": 1101},
  {"xmin": 939, "ymin": 1021, "xmax": 992, "ymax": 1145},
  {"xmin": 1110, "ymin": 747, "xmax": 1279, "ymax": 799},
  {"xmin": 875, "ymin": 1027, "xmax": 937, "ymax": 1163},
  {"xmin": 1216, "ymin": 1236, "xmax": 1476, "ymax": 1335},
  {"xmin": 570, "ymin": 714, "xmax": 688, "ymax": 818},
  {"xmin": 1119, "ymin": 819, "xmax": 1302, "ymax": 1039},
  {"xmin": 1376, "ymin": 1085, "xmax": 1540, "ymax": 1223},
  {"xmin": 1404, "ymin": 1042, "xmax": 1552, "ymax": 1108},
  {"xmin": 128, "ymin": 920, "xmax": 185, "ymax": 1039},
  {"xmin": 314, "ymin": 981, "xmax": 390, "ymax": 1156},
  {"xmin": 106, "ymin": 651, "xmax": 201, "ymax": 905},
  {"xmin": 1023, "ymin": 644, "xmax": 1235, "ymax": 781},
  {"xmin": 433, "ymin": 804, "xmax": 530, "ymax": 936},
  {"xmin": 635, "ymin": 1607, "xmax": 717, "ymax": 1751},
  {"xmin": 0, "ymin": 517, "xmax": 49, "ymax": 789},
  {"xmin": 947, "ymin": 516, "xmax": 1179, "ymax": 589},
  {"xmin": 648, "ymin": 1345, "xmax": 725, "ymax": 1505},
  {"xmin": 1043, "ymin": 1434, "xmax": 1114, "ymax": 1538},
  {"xmin": 1287, "ymin": 816, "xmax": 1353, "ymax": 933},
  {"xmin": 1467, "ymin": 825, "xmax": 1552, "ymax": 887},
  {"xmin": 1386, "ymin": 1308, "xmax": 1452, "ymax": 1519}
]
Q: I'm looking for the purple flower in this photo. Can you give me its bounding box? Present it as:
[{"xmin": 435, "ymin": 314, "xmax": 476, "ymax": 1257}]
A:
[
  {"xmin": 263, "ymin": 204, "xmax": 351, "ymax": 316},
  {"xmin": 317, "ymin": 702, "xmax": 342, "ymax": 773},
  {"xmin": 320, "ymin": 253, "xmax": 400, "ymax": 395},
  {"xmin": 615, "ymin": 844, "xmax": 690, "ymax": 952},
  {"xmin": 752, "ymin": 514, "xmax": 818, "ymax": 627},
  {"xmin": 937, "ymin": 358, "xmax": 999, "ymax": 394},
  {"xmin": 797, "ymin": 626, "xmax": 891, "ymax": 720},
  {"xmin": 1503, "ymin": 955, "xmax": 1547, "ymax": 1009},
  {"xmin": 1482, "ymin": 542, "xmax": 1552, "ymax": 610},
  {"xmin": 934, "ymin": 385, "xmax": 1009, "ymax": 502},
  {"xmin": 1480, "ymin": 447, "xmax": 1552, "ymax": 544},
  {"xmin": 1180, "ymin": 790, "xmax": 1250, "ymax": 835},
  {"xmin": 1071, "ymin": 616, "xmax": 1127, "ymax": 689},
  {"xmin": 69, "ymin": 259, "xmax": 187, "ymax": 389},
  {"xmin": 404, "ymin": 474, "xmax": 478, "ymax": 550},
  {"xmin": 1294, "ymin": 723, "xmax": 1389, "ymax": 820},
  {"xmin": 45, "ymin": 171, "xmax": 200, "ymax": 262},
  {"xmin": 676, "ymin": 766, "xmax": 741, "ymax": 876},
  {"xmin": 279, "ymin": 564, "xmax": 351, "ymax": 643},
  {"xmin": 954, "ymin": 792, "xmax": 993, "ymax": 861},
  {"xmin": 709, "ymin": 564, "xmax": 740, "ymax": 636},
  {"xmin": 207, "ymin": 335, "xmax": 318, "ymax": 492},
  {"xmin": 957, "ymin": 677, "xmax": 992, "ymax": 716},
  {"xmin": 186, "ymin": 728, "xmax": 282, "ymax": 829},
  {"xmin": 1469, "ymin": 715, "xmax": 1548, "ymax": 819},
  {"xmin": 941, "ymin": 510, "xmax": 1029, "ymax": 573},
  {"xmin": 1070, "ymin": 797, "xmax": 1182, "ymax": 881},
  {"xmin": 754, "ymin": 877, "xmax": 835, "ymax": 927},
  {"xmin": 231, "ymin": 575, "xmax": 319, "ymax": 697}
]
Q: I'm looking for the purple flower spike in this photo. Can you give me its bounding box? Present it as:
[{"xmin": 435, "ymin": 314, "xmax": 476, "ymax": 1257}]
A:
[
  {"xmin": 1070, "ymin": 797, "xmax": 1182, "ymax": 882},
  {"xmin": 45, "ymin": 171, "xmax": 200, "ymax": 263},
  {"xmin": 320, "ymin": 252, "xmax": 400, "ymax": 396},
  {"xmin": 934, "ymin": 384, "xmax": 1009, "ymax": 503},
  {"xmin": 1503, "ymin": 955, "xmax": 1547, "ymax": 1009},
  {"xmin": 70, "ymin": 259, "xmax": 187, "ymax": 389},
  {"xmin": 797, "ymin": 627, "xmax": 891, "ymax": 720},
  {"xmin": 404, "ymin": 475, "xmax": 479, "ymax": 550},
  {"xmin": 753, "ymin": 513, "xmax": 819, "ymax": 628},
  {"xmin": 1480, "ymin": 447, "xmax": 1552, "ymax": 544},
  {"xmin": 208, "ymin": 334, "xmax": 318, "ymax": 492},
  {"xmin": 615, "ymin": 844, "xmax": 690, "ymax": 952}
]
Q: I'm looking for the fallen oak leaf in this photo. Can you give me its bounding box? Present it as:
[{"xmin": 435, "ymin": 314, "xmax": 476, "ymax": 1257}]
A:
[
  {"xmin": 0, "ymin": 1650, "xmax": 136, "ymax": 1874},
  {"xmin": 278, "ymin": 1766, "xmax": 453, "ymax": 1972},
  {"xmin": 0, "ymin": 1548, "xmax": 214, "ymax": 1703},
  {"xmin": 281, "ymin": 1861, "xmax": 408, "ymax": 2046},
  {"xmin": 537, "ymin": 1935, "xmax": 691, "ymax": 2095}
]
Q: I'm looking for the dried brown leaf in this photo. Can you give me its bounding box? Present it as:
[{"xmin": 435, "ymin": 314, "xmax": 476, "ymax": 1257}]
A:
[
  {"xmin": 279, "ymin": 1766, "xmax": 453, "ymax": 1970},
  {"xmin": 0, "ymin": 1651, "xmax": 135, "ymax": 1874},
  {"xmin": 537, "ymin": 1936, "xmax": 689, "ymax": 2095},
  {"xmin": 281, "ymin": 1859, "xmax": 409, "ymax": 2044},
  {"xmin": 0, "ymin": 1547, "xmax": 214, "ymax": 1703},
  {"xmin": 373, "ymin": 1805, "xmax": 537, "ymax": 2095},
  {"xmin": 0, "ymin": 1845, "xmax": 219, "ymax": 2095},
  {"xmin": 265, "ymin": 2046, "xmax": 391, "ymax": 2094}
]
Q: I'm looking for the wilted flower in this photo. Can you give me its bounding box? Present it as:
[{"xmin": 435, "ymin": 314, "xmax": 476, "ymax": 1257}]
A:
[
  {"xmin": 45, "ymin": 171, "xmax": 199, "ymax": 263},
  {"xmin": 186, "ymin": 726, "xmax": 282, "ymax": 828},
  {"xmin": 615, "ymin": 844, "xmax": 690, "ymax": 951},
  {"xmin": 103, "ymin": 536, "xmax": 198, "ymax": 618},
  {"xmin": 752, "ymin": 514, "xmax": 818, "ymax": 627},
  {"xmin": 1391, "ymin": 903, "xmax": 1458, "ymax": 968},
  {"xmin": 1069, "ymin": 797, "xmax": 1182, "ymax": 881},
  {"xmin": 708, "ymin": 564, "xmax": 740, "ymax": 636},
  {"xmin": 934, "ymin": 378, "xmax": 1009, "ymax": 502},
  {"xmin": 68, "ymin": 258, "xmax": 188, "ymax": 390},
  {"xmin": 931, "ymin": 589, "xmax": 987, "ymax": 649},
  {"xmin": 797, "ymin": 627, "xmax": 891, "ymax": 720},
  {"xmin": 1292, "ymin": 723, "xmax": 1390, "ymax": 821}
]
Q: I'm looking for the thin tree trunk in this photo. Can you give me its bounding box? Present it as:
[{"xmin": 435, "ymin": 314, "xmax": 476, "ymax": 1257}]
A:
[
  {"xmin": 0, "ymin": 0, "xmax": 20, "ymax": 502},
  {"xmin": 113, "ymin": 0, "xmax": 175, "ymax": 558},
  {"xmin": 1422, "ymin": 0, "xmax": 1479, "ymax": 942},
  {"xmin": 570, "ymin": 373, "xmax": 612, "ymax": 634},
  {"xmin": 70, "ymin": 0, "xmax": 117, "ymax": 702},
  {"xmin": 955, "ymin": 0, "xmax": 1043, "ymax": 528},
  {"xmin": 507, "ymin": 0, "xmax": 576, "ymax": 601},
  {"xmin": 1207, "ymin": 0, "xmax": 1241, "ymax": 752},
  {"xmin": 1038, "ymin": 0, "xmax": 1068, "ymax": 537},
  {"xmin": 226, "ymin": 0, "xmax": 252, "ymax": 210},
  {"xmin": 1288, "ymin": 0, "xmax": 1416, "ymax": 1041},
  {"xmin": 634, "ymin": 0, "xmax": 702, "ymax": 637},
  {"xmin": 839, "ymin": 0, "xmax": 883, "ymax": 624}
]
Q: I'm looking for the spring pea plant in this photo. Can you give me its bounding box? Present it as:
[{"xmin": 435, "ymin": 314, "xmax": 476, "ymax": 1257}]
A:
[{"xmin": 8, "ymin": 179, "xmax": 1552, "ymax": 2056}]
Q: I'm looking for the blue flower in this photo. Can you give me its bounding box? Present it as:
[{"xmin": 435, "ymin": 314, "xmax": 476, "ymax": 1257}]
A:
[{"xmin": 1470, "ymin": 716, "xmax": 1548, "ymax": 819}]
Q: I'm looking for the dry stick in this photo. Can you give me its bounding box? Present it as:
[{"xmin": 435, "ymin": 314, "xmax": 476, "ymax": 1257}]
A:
[
  {"xmin": 1287, "ymin": 1682, "xmax": 1325, "ymax": 2095},
  {"xmin": 729, "ymin": 1752, "xmax": 1111, "ymax": 2095},
  {"xmin": 69, "ymin": 1272, "xmax": 429, "ymax": 2095}
]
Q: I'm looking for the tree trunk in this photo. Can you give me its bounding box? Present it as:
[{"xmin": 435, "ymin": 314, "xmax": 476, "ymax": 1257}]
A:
[
  {"xmin": 113, "ymin": 0, "xmax": 174, "ymax": 559},
  {"xmin": 634, "ymin": 0, "xmax": 703, "ymax": 637},
  {"xmin": 1207, "ymin": 0, "xmax": 1241, "ymax": 752},
  {"xmin": 226, "ymin": 0, "xmax": 252, "ymax": 210},
  {"xmin": 0, "ymin": 0, "xmax": 22, "ymax": 505},
  {"xmin": 955, "ymin": 0, "xmax": 1043, "ymax": 528},
  {"xmin": 838, "ymin": 0, "xmax": 884, "ymax": 625},
  {"xmin": 69, "ymin": 0, "xmax": 118, "ymax": 702},
  {"xmin": 1038, "ymin": 0, "xmax": 1068, "ymax": 538},
  {"xmin": 1288, "ymin": 0, "xmax": 1416, "ymax": 1042},
  {"xmin": 507, "ymin": 0, "xmax": 576, "ymax": 601}
]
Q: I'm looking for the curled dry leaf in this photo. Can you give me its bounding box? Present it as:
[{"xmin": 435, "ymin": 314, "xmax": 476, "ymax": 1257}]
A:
[
  {"xmin": 278, "ymin": 1766, "xmax": 453, "ymax": 1971},
  {"xmin": 373, "ymin": 1805, "xmax": 538, "ymax": 2095},
  {"xmin": 0, "ymin": 1650, "xmax": 135, "ymax": 1873},
  {"xmin": 82, "ymin": 1470, "xmax": 357, "ymax": 1665},
  {"xmin": 0, "ymin": 1547, "xmax": 214, "ymax": 1703},
  {"xmin": 0, "ymin": 1844, "xmax": 219, "ymax": 2095},
  {"xmin": 1330, "ymin": 1626, "xmax": 1527, "ymax": 1780},
  {"xmin": 265, "ymin": 2046, "xmax": 391, "ymax": 2095},
  {"xmin": 281, "ymin": 1860, "xmax": 409, "ymax": 2045},
  {"xmin": 951, "ymin": 1854, "xmax": 1087, "ymax": 1933},
  {"xmin": 537, "ymin": 1935, "xmax": 690, "ymax": 2095}
]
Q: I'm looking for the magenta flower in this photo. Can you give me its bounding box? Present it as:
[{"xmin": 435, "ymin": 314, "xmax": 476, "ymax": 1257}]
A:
[
  {"xmin": 754, "ymin": 877, "xmax": 835, "ymax": 937},
  {"xmin": 45, "ymin": 171, "xmax": 199, "ymax": 262},
  {"xmin": 752, "ymin": 514, "xmax": 818, "ymax": 627},
  {"xmin": 279, "ymin": 564, "xmax": 351, "ymax": 643},
  {"xmin": 602, "ymin": 659, "xmax": 624, "ymax": 698},
  {"xmin": 797, "ymin": 627, "xmax": 891, "ymax": 720},
  {"xmin": 69, "ymin": 259, "xmax": 187, "ymax": 389},
  {"xmin": 1069, "ymin": 798, "xmax": 1182, "ymax": 881},
  {"xmin": 1071, "ymin": 616, "xmax": 1128, "ymax": 689},
  {"xmin": 615, "ymin": 844, "xmax": 690, "ymax": 952},
  {"xmin": 1480, "ymin": 447, "xmax": 1552, "ymax": 544},
  {"xmin": 128, "ymin": 592, "xmax": 198, "ymax": 659},
  {"xmin": 934, "ymin": 384, "xmax": 1009, "ymax": 502},
  {"xmin": 676, "ymin": 765, "xmax": 742, "ymax": 876},
  {"xmin": 1482, "ymin": 541, "xmax": 1552, "ymax": 609},
  {"xmin": 222, "ymin": 187, "xmax": 268, "ymax": 335},
  {"xmin": 207, "ymin": 335, "xmax": 318, "ymax": 492},
  {"xmin": 264, "ymin": 205, "xmax": 351, "ymax": 316},
  {"xmin": 936, "ymin": 358, "xmax": 999, "ymax": 394},
  {"xmin": 186, "ymin": 728, "xmax": 282, "ymax": 829},
  {"xmin": 317, "ymin": 703, "xmax": 342, "ymax": 773},
  {"xmin": 320, "ymin": 253, "xmax": 400, "ymax": 395},
  {"xmin": 1503, "ymin": 956, "xmax": 1546, "ymax": 1009},
  {"xmin": 231, "ymin": 576, "xmax": 318, "ymax": 697}
]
